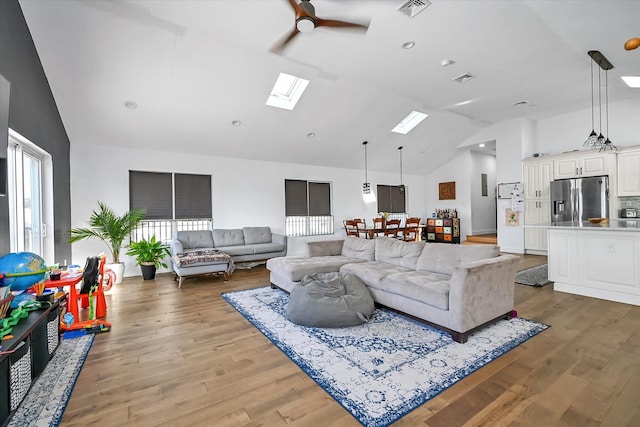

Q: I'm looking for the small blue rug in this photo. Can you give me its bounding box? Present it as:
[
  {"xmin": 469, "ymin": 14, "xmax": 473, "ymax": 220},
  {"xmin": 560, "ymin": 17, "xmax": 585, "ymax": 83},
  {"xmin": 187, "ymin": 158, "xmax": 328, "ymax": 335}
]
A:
[
  {"xmin": 222, "ymin": 286, "xmax": 549, "ymax": 427},
  {"xmin": 8, "ymin": 334, "xmax": 95, "ymax": 426}
]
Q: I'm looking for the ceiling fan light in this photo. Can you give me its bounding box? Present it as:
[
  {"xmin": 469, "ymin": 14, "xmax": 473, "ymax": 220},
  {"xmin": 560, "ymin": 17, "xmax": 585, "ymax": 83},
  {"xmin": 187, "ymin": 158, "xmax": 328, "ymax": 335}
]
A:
[{"xmin": 296, "ymin": 17, "xmax": 315, "ymax": 33}]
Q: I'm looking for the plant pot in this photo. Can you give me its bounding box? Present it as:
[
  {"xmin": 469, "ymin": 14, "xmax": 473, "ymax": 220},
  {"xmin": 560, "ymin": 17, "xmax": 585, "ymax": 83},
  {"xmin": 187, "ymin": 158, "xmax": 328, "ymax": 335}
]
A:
[
  {"xmin": 140, "ymin": 263, "xmax": 156, "ymax": 280},
  {"xmin": 107, "ymin": 262, "xmax": 125, "ymax": 284}
]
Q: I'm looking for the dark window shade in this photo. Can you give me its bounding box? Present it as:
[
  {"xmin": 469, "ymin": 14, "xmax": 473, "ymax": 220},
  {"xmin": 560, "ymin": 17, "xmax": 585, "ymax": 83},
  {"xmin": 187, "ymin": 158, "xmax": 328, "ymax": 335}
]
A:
[
  {"xmin": 285, "ymin": 179, "xmax": 308, "ymax": 216},
  {"xmin": 308, "ymin": 182, "xmax": 331, "ymax": 216},
  {"xmin": 390, "ymin": 186, "xmax": 406, "ymax": 213},
  {"xmin": 377, "ymin": 185, "xmax": 406, "ymax": 213},
  {"xmin": 174, "ymin": 173, "xmax": 212, "ymax": 219},
  {"xmin": 377, "ymin": 185, "xmax": 391, "ymax": 213},
  {"xmin": 129, "ymin": 171, "xmax": 172, "ymax": 219}
]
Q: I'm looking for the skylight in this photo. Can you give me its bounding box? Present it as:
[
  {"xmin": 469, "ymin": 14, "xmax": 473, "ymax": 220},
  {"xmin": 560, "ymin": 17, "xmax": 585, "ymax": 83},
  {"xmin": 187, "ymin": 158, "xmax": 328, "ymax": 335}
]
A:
[
  {"xmin": 621, "ymin": 76, "xmax": 640, "ymax": 88},
  {"xmin": 391, "ymin": 110, "xmax": 428, "ymax": 134},
  {"xmin": 266, "ymin": 72, "xmax": 310, "ymax": 110}
]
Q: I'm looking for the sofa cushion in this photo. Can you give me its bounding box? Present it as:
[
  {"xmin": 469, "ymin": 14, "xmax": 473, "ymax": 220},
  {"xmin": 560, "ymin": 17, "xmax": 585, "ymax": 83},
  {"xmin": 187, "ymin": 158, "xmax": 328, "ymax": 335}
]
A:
[
  {"xmin": 249, "ymin": 242, "xmax": 285, "ymax": 254},
  {"xmin": 243, "ymin": 227, "xmax": 272, "ymax": 244},
  {"xmin": 416, "ymin": 243, "xmax": 500, "ymax": 275},
  {"xmin": 307, "ymin": 240, "xmax": 344, "ymax": 257},
  {"xmin": 340, "ymin": 261, "xmax": 412, "ymax": 290},
  {"xmin": 267, "ymin": 256, "xmax": 366, "ymax": 282},
  {"xmin": 176, "ymin": 230, "xmax": 214, "ymax": 249},
  {"xmin": 286, "ymin": 272, "xmax": 375, "ymax": 328},
  {"xmin": 374, "ymin": 237, "xmax": 425, "ymax": 269},
  {"xmin": 213, "ymin": 229, "xmax": 245, "ymax": 247},
  {"xmin": 381, "ymin": 271, "xmax": 451, "ymax": 310},
  {"xmin": 215, "ymin": 245, "xmax": 254, "ymax": 256},
  {"xmin": 341, "ymin": 236, "xmax": 375, "ymax": 261}
]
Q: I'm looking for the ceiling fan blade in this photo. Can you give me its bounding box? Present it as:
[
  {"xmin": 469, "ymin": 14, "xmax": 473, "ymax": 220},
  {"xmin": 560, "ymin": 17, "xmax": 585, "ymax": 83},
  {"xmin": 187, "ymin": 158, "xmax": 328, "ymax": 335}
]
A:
[
  {"xmin": 269, "ymin": 27, "xmax": 301, "ymax": 54},
  {"xmin": 315, "ymin": 18, "xmax": 369, "ymax": 32}
]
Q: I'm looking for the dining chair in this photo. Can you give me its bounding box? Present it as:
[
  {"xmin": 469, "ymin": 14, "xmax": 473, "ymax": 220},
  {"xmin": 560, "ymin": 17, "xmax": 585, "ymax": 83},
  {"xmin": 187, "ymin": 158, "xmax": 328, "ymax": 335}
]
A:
[
  {"xmin": 372, "ymin": 217, "xmax": 386, "ymax": 238},
  {"xmin": 344, "ymin": 220, "xmax": 361, "ymax": 237},
  {"xmin": 353, "ymin": 218, "xmax": 369, "ymax": 238},
  {"xmin": 384, "ymin": 219, "xmax": 401, "ymax": 238},
  {"xmin": 403, "ymin": 217, "xmax": 422, "ymax": 242}
]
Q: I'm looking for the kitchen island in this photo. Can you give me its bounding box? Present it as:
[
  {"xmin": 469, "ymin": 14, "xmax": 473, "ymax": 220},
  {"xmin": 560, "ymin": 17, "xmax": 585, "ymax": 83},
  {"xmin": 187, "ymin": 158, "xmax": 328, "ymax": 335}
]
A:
[{"xmin": 527, "ymin": 220, "xmax": 640, "ymax": 306}]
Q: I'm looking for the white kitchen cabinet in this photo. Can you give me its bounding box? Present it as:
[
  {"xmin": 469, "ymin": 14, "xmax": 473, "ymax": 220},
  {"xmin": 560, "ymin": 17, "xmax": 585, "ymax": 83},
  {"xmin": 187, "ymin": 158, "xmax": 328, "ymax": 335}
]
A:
[
  {"xmin": 617, "ymin": 149, "xmax": 640, "ymax": 196},
  {"xmin": 524, "ymin": 199, "xmax": 550, "ymax": 253},
  {"xmin": 553, "ymin": 151, "xmax": 614, "ymax": 179},
  {"xmin": 523, "ymin": 159, "xmax": 552, "ymax": 199},
  {"xmin": 523, "ymin": 158, "xmax": 552, "ymax": 254},
  {"xmin": 548, "ymin": 228, "xmax": 640, "ymax": 306}
]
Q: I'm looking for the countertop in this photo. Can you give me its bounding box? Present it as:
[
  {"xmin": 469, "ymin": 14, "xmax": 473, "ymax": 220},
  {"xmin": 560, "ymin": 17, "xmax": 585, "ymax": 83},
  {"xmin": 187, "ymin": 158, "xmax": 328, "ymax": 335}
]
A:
[{"xmin": 526, "ymin": 219, "xmax": 640, "ymax": 231}]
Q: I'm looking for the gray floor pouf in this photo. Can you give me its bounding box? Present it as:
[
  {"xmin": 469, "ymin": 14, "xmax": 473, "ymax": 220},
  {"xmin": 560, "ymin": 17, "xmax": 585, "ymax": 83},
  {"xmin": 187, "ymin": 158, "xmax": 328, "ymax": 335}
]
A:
[{"xmin": 286, "ymin": 272, "xmax": 375, "ymax": 328}]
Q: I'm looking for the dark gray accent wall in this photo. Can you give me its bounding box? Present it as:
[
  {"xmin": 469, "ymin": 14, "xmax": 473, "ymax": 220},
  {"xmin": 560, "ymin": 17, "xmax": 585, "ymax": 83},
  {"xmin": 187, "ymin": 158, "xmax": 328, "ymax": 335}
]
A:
[{"xmin": 0, "ymin": 0, "xmax": 72, "ymax": 261}]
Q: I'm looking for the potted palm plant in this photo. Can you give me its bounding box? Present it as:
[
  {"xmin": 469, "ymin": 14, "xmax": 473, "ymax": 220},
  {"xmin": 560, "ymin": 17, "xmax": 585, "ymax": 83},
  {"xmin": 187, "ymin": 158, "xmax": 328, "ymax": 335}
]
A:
[
  {"xmin": 126, "ymin": 236, "xmax": 170, "ymax": 280},
  {"xmin": 69, "ymin": 201, "xmax": 145, "ymax": 284}
]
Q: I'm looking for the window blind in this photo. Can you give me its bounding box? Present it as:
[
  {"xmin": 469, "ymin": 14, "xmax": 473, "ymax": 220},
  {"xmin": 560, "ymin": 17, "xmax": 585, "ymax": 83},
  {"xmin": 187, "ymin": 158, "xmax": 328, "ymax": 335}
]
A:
[
  {"xmin": 174, "ymin": 173, "xmax": 212, "ymax": 219},
  {"xmin": 129, "ymin": 171, "xmax": 172, "ymax": 219}
]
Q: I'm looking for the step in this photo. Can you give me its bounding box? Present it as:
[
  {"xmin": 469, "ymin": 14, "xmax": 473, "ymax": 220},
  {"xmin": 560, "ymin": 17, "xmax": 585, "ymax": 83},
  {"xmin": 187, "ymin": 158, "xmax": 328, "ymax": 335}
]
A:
[{"xmin": 463, "ymin": 234, "xmax": 498, "ymax": 245}]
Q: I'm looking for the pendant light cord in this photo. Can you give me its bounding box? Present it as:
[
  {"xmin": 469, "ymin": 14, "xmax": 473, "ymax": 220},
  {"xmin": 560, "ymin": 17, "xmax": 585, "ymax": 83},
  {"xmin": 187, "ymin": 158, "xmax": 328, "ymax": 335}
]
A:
[
  {"xmin": 598, "ymin": 67, "xmax": 603, "ymax": 135},
  {"xmin": 590, "ymin": 60, "xmax": 595, "ymax": 130},
  {"xmin": 363, "ymin": 141, "xmax": 368, "ymax": 183},
  {"xmin": 398, "ymin": 146, "xmax": 403, "ymax": 187},
  {"xmin": 605, "ymin": 69, "xmax": 609, "ymax": 137}
]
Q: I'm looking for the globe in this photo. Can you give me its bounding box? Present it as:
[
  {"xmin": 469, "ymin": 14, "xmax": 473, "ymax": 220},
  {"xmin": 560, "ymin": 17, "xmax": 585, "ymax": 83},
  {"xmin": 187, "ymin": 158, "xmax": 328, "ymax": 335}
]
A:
[{"xmin": 0, "ymin": 252, "xmax": 48, "ymax": 292}]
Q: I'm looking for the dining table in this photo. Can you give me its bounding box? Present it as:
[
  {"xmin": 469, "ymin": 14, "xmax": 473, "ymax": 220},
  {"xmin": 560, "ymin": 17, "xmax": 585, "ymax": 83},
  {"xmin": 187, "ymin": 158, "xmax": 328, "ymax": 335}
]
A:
[{"xmin": 360, "ymin": 224, "xmax": 426, "ymax": 240}]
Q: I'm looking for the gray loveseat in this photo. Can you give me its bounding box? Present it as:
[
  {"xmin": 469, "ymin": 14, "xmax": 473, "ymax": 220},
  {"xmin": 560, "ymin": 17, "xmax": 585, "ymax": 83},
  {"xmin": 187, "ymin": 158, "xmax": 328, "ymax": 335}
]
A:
[
  {"xmin": 170, "ymin": 227, "xmax": 287, "ymax": 288},
  {"xmin": 266, "ymin": 236, "xmax": 519, "ymax": 343}
]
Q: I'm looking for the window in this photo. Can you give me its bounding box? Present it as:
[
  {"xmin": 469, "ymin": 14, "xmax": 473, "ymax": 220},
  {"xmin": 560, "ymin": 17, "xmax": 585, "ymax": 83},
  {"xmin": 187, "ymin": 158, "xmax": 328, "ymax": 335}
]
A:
[
  {"xmin": 7, "ymin": 129, "xmax": 54, "ymax": 261},
  {"xmin": 285, "ymin": 179, "xmax": 333, "ymax": 237},
  {"xmin": 377, "ymin": 185, "xmax": 406, "ymax": 214},
  {"xmin": 129, "ymin": 171, "xmax": 212, "ymax": 242}
]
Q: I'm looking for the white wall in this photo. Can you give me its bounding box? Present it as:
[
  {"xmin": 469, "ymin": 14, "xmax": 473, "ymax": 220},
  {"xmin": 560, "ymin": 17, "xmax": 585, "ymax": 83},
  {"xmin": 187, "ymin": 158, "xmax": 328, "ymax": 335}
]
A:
[
  {"xmin": 69, "ymin": 143, "xmax": 428, "ymax": 276},
  {"xmin": 470, "ymin": 151, "xmax": 497, "ymax": 235},
  {"xmin": 532, "ymin": 99, "xmax": 640, "ymax": 157},
  {"xmin": 424, "ymin": 151, "xmax": 472, "ymax": 239}
]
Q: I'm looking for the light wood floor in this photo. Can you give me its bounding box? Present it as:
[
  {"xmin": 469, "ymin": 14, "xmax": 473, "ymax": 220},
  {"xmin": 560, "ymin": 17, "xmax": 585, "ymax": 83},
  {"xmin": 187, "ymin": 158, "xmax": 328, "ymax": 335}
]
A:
[{"xmin": 60, "ymin": 255, "xmax": 640, "ymax": 426}]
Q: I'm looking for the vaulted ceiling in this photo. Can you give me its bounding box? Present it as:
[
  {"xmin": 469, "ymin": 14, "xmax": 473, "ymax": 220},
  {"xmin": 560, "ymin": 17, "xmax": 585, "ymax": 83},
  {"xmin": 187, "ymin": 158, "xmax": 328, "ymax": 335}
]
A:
[{"xmin": 19, "ymin": 0, "xmax": 640, "ymax": 175}]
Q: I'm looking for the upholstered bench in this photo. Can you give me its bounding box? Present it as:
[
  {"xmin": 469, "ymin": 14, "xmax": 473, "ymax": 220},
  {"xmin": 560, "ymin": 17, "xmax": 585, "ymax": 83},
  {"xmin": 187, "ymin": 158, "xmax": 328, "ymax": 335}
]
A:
[{"xmin": 171, "ymin": 249, "xmax": 234, "ymax": 288}]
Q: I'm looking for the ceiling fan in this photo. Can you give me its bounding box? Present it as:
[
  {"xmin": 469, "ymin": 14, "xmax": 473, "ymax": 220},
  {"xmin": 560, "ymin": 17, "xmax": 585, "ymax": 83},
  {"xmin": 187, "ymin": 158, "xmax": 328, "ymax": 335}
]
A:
[{"xmin": 270, "ymin": 0, "xmax": 369, "ymax": 54}]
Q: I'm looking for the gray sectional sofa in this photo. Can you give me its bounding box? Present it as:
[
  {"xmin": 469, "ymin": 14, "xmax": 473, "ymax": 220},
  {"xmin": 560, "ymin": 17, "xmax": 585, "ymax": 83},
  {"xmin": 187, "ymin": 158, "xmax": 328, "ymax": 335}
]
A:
[
  {"xmin": 266, "ymin": 236, "xmax": 519, "ymax": 343},
  {"xmin": 170, "ymin": 227, "xmax": 287, "ymax": 287}
]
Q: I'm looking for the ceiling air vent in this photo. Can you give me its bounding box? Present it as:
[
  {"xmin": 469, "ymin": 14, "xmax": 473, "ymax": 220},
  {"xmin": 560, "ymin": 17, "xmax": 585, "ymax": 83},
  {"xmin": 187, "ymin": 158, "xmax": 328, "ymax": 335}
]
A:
[
  {"xmin": 453, "ymin": 73, "xmax": 476, "ymax": 84},
  {"xmin": 512, "ymin": 100, "xmax": 530, "ymax": 106},
  {"xmin": 397, "ymin": 0, "xmax": 431, "ymax": 18}
]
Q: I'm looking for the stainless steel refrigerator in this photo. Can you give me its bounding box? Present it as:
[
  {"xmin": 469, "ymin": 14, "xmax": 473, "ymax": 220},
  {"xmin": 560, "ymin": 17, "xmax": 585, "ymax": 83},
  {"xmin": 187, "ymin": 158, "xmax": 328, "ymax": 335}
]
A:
[{"xmin": 550, "ymin": 176, "xmax": 609, "ymax": 223}]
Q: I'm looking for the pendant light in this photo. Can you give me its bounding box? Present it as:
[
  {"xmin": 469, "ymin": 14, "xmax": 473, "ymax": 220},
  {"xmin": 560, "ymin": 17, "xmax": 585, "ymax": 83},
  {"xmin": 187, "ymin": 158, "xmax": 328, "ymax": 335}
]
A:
[
  {"xmin": 583, "ymin": 58, "xmax": 598, "ymax": 147},
  {"xmin": 362, "ymin": 141, "xmax": 370, "ymax": 195},
  {"xmin": 398, "ymin": 146, "xmax": 405, "ymax": 193},
  {"xmin": 600, "ymin": 69, "xmax": 618, "ymax": 152}
]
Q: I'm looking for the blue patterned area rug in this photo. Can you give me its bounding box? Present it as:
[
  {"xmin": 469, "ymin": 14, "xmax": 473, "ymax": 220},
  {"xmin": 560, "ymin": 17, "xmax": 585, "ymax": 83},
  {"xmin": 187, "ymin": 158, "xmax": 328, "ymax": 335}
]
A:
[
  {"xmin": 222, "ymin": 287, "xmax": 549, "ymax": 427},
  {"xmin": 8, "ymin": 334, "xmax": 95, "ymax": 427}
]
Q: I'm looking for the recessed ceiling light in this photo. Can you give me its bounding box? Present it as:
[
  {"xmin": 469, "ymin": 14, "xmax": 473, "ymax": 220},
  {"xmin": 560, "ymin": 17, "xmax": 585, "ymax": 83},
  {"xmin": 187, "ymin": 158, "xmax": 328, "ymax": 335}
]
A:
[
  {"xmin": 124, "ymin": 100, "xmax": 137, "ymax": 109},
  {"xmin": 391, "ymin": 110, "xmax": 428, "ymax": 134},
  {"xmin": 307, "ymin": 132, "xmax": 315, "ymax": 138},
  {"xmin": 231, "ymin": 120, "xmax": 241, "ymax": 126},
  {"xmin": 402, "ymin": 41, "xmax": 415, "ymax": 49},
  {"xmin": 478, "ymin": 143, "xmax": 486, "ymax": 148},
  {"xmin": 266, "ymin": 72, "xmax": 310, "ymax": 110},
  {"xmin": 621, "ymin": 76, "xmax": 640, "ymax": 88},
  {"xmin": 441, "ymin": 59, "xmax": 455, "ymax": 67}
]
